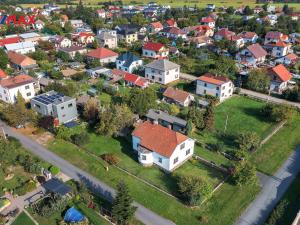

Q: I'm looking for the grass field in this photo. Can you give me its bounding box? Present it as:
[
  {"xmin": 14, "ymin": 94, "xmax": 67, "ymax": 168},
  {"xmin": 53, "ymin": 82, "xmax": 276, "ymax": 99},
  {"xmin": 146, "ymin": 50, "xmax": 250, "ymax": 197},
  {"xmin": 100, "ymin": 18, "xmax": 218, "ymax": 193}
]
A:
[
  {"xmin": 47, "ymin": 137, "xmax": 259, "ymax": 225},
  {"xmin": 251, "ymin": 114, "xmax": 300, "ymax": 175},
  {"xmin": 12, "ymin": 212, "xmax": 35, "ymax": 225},
  {"xmin": 20, "ymin": 1, "xmax": 300, "ymax": 10}
]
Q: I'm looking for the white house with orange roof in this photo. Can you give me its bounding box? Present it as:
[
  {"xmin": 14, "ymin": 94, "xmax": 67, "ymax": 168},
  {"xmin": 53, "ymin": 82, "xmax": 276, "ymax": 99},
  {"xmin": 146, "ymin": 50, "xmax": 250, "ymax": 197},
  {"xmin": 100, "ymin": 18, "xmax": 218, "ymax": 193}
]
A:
[
  {"xmin": 0, "ymin": 74, "xmax": 36, "ymax": 104},
  {"xmin": 132, "ymin": 121, "xmax": 195, "ymax": 172},
  {"xmin": 268, "ymin": 64, "xmax": 292, "ymax": 93},
  {"xmin": 86, "ymin": 47, "xmax": 118, "ymax": 64},
  {"xmin": 147, "ymin": 21, "xmax": 164, "ymax": 33},
  {"xmin": 275, "ymin": 53, "xmax": 299, "ymax": 66},
  {"xmin": 200, "ymin": 17, "xmax": 215, "ymax": 29},
  {"xmin": 196, "ymin": 73, "xmax": 234, "ymax": 102}
]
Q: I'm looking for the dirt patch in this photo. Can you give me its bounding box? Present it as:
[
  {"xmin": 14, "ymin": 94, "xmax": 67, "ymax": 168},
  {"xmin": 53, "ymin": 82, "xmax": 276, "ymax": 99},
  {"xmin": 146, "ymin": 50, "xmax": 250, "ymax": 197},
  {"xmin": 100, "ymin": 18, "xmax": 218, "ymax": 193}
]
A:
[{"xmin": 14, "ymin": 125, "xmax": 54, "ymax": 145}]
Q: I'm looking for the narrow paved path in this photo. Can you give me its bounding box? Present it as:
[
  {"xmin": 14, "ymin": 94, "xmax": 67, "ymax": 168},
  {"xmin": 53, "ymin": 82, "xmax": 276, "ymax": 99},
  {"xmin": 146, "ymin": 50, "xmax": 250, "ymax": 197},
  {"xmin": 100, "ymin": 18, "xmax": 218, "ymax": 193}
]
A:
[
  {"xmin": 235, "ymin": 146, "xmax": 300, "ymax": 225},
  {"xmin": 179, "ymin": 72, "xmax": 198, "ymax": 81},
  {"xmin": 0, "ymin": 121, "xmax": 176, "ymax": 225},
  {"xmin": 240, "ymin": 88, "xmax": 300, "ymax": 108}
]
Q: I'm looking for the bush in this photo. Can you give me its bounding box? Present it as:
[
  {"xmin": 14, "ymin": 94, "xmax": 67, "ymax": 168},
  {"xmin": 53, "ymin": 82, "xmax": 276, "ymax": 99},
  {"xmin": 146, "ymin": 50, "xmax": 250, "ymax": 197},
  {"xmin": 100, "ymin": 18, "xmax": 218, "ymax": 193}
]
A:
[
  {"xmin": 14, "ymin": 180, "xmax": 36, "ymax": 196},
  {"xmin": 265, "ymin": 199, "xmax": 289, "ymax": 225},
  {"xmin": 49, "ymin": 166, "xmax": 60, "ymax": 176},
  {"xmin": 261, "ymin": 103, "xmax": 296, "ymax": 122},
  {"xmin": 71, "ymin": 132, "xmax": 89, "ymax": 146},
  {"xmin": 101, "ymin": 153, "xmax": 120, "ymax": 165}
]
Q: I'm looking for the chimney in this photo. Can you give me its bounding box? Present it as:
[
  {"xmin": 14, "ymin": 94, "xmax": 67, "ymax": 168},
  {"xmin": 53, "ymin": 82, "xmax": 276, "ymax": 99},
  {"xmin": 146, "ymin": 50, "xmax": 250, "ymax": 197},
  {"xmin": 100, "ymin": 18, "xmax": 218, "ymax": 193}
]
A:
[{"xmin": 153, "ymin": 120, "xmax": 158, "ymax": 125}]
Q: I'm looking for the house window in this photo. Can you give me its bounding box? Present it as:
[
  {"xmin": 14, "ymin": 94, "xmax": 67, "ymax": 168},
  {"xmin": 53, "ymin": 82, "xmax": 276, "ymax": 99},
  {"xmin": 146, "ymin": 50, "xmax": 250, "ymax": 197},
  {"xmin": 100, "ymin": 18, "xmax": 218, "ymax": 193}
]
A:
[
  {"xmin": 62, "ymin": 114, "xmax": 66, "ymax": 117},
  {"xmin": 216, "ymin": 93, "xmax": 219, "ymax": 97},
  {"xmin": 158, "ymin": 157, "xmax": 162, "ymax": 163},
  {"xmin": 61, "ymin": 106, "xmax": 65, "ymax": 110},
  {"xmin": 186, "ymin": 149, "xmax": 190, "ymax": 155},
  {"xmin": 35, "ymin": 104, "xmax": 40, "ymax": 108},
  {"xmin": 180, "ymin": 143, "xmax": 185, "ymax": 150},
  {"xmin": 173, "ymin": 157, "xmax": 178, "ymax": 164},
  {"xmin": 152, "ymin": 76, "xmax": 155, "ymax": 79},
  {"xmin": 204, "ymin": 83, "xmax": 207, "ymax": 87},
  {"xmin": 68, "ymin": 103, "xmax": 73, "ymax": 108},
  {"xmin": 142, "ymin": 155, "xmax": 146, "ymax": 160},
  {"xmin": 216, "ymin": 87, "xmax": 219, "ymax": 90},
  {"xmin": 222, "ymin": 93, "xmax": 224, "ymax": 97},
  {"xmin": 204, "ymin": 90, "xmax": 207, "ymax": 94},
  {"xmin": 25, "ymin": 85, "xmax": 30, "ymax": 90},
  {"xmin": 26, "ymin": 92, "xmax": 31, "ymax": 97},
  {"xmin": 159, "ymin": 78, "xmax": 162, "ymax": 82}
]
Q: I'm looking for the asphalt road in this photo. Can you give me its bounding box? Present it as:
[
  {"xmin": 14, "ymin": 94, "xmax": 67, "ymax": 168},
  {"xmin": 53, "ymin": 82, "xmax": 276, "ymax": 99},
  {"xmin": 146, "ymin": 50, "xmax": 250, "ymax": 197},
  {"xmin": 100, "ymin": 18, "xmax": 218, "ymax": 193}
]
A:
[
  {"xmin": 235, "ymin": 146, "xmax": 300, "ymax": 225},
  {"xmin": 0, "ymin": 121, "xmax": 176, "ymax": 225}
]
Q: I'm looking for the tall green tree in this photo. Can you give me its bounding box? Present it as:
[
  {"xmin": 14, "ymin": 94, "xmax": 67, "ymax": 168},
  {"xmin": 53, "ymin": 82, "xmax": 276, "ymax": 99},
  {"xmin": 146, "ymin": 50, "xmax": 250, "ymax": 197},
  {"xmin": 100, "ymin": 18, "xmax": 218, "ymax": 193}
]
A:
[
  {"xmin": 112, "ymin": 181, "xmax": 137, "ymax": 224},
  {"xmin": 232, "ymin": 160, "xmax": 257, "ymax": 186},
  {"xmin": 0, "ymin": 48, "xmax": 8, "ymax": 70},
  {"xmin": 246, "ymin": 69, "xmax": 270, "ymax": 93},
  {"xmin": 203, "ymin": 104, "xmax": 214, "ymax": 131},
  {"xmin": 129, "ymin": 88, "xmax": 157, "ymax": 116}
]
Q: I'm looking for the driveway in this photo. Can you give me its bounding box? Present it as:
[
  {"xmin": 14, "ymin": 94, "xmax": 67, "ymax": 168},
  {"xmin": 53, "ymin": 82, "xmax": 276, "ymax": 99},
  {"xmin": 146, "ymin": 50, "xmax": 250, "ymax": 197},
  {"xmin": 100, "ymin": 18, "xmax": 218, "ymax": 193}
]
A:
[
  {"xmin": 0, "ymin": 121, "xmax": 176, "ymax": 225},
  {"xmin": 235, "ymin": 146, "xmax": 300, "ymax": 225},
  {"xmin": 180, "ymin": 72, "xmax": 198, "ymax": 81},
  {"xmin": 240, "ymin": 88, "xmax": 300, "ymax": 108}
]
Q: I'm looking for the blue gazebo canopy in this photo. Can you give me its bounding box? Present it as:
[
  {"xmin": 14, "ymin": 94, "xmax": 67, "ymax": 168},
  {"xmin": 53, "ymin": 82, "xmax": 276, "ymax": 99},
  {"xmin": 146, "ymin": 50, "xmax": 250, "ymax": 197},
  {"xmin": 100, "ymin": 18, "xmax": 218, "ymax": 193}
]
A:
[{"xmin": 64, "ymin": 207, "xmax": 85, "ymax": 223}]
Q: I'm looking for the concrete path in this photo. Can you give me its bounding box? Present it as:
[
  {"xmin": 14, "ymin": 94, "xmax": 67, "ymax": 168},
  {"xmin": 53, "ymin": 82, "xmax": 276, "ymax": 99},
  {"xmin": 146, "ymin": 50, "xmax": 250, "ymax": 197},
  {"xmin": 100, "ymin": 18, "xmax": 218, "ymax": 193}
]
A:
[
  {"xmin": 240, "ymin": 88, "xmax": 300, "ymax": 108},
  {"xmin": 235, "ymin": 146, "xmax": 300, "ymax": 225},
  {"xmin": 180, "ymin": 72, "xmax": 198, "ymax": 81},
  {"xmin": 0, "ymin": 121, "xmax": 176, "ymax": 225}
]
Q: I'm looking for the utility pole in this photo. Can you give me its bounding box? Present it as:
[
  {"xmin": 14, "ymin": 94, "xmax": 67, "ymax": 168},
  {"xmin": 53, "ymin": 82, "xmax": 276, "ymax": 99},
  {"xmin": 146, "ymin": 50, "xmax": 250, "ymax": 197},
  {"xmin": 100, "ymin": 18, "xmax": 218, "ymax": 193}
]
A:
[{"xmin": 224, "ymin": 113, "xmax": 229, "ymax": 133}]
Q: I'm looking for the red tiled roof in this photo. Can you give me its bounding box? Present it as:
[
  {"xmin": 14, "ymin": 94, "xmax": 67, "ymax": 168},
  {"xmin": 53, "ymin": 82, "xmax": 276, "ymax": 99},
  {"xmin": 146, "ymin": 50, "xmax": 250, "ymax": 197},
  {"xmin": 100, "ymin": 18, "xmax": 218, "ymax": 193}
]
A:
[
  {"xmin": 163, "ymin": 87, "xmax": 191, "ymax": 104},
  {"xmin": 87, "ymin": 47, "xmax": 118, "ymax": 59},
  {"xmin": 198, "ymin": 73, "xmax": 231, "ymax": 85},
  {"xmin": 269, "ymin": 64, "xmax": 292, "ymax": 82},
  {"xmin": 215, "ymin": 28, "xmax": 235, "ymax": 38},
  {"xmin": 8, "ymin": 51, "xmax": 36, "ymax": 67},
  {"xmin": 166, "ymin": 19, "xmax": 176, "ymax": 26},
  {"xmin": 132, "ymin": 121, "xmax": 188, "ymax": 158},
  {"xmin": 247, "ymin": 43, "xmax": 267, "ymax": 59},
  {"xmin": 0, "ymin": 36, "xmax": 20, "ymax": 47},
  {"xmin": 143, "ymin": 42, "xmax": 165, "ymax": 51},
  {"xmin": 0, "ymin": 69, "xmax": 7, "ymax": 79},
  {"xmin": 265, "ymin": 31, "xmax": 283, "ymax": 40},
  {"xmin": 0, "ymin": 74, "xmax": 34, "ymax": 89},
  {"xmin": 201, "ymin": 17, "xmax": 215, "ymax": 23},
  {"xmin": 285, "ymin": 53, "xmax": 299, "ymax": 60},
  {"xmin": 238, "ymin": 31, "xmax": 257, "ymax": 39},
  {"xmin": 111, "ymin": 69, "xmax": 148, "ymax": 88},
  {"xmin": 150, "ymin": 21, "xmax": 163, "ymax": 29}
]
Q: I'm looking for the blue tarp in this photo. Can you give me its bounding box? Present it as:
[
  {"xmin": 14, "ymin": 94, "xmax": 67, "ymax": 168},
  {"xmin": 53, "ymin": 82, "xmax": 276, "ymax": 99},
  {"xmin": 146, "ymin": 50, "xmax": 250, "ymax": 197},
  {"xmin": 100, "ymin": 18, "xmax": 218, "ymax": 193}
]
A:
[
  {"xmin": 64, "ymin": 121, "xmax": 78, "ymax": 128},
  {"xmin": 64, "ymin": 207, "xmax": 85, "ymax": 223}
]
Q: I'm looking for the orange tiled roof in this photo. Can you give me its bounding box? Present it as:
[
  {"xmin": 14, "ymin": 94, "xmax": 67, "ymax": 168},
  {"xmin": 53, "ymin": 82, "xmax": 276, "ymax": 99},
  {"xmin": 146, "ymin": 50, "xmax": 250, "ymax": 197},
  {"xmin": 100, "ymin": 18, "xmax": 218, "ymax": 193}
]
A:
[
  {"xmin": 132, "ymin": 121, "xmax": 188, "ymax": 158},
  {"xmin": 87, "ymin": 47, "xmax": 118, "ymax": 59},
  {"xmin": 163, "ymin": 87, "xmax": 191, "ymax": 104},
  {"xmin": 269, "ymin": 64, "xmax": 292, "ymax": 82},
  {"xmin": 7, "ymin": 51, "xmax": 36, "ymax": 67},
  {"xmin": 198, "ymin": 73, "xmax": 231, "ymax": 85},
  {"xmin": 0, "ymin": 74, "xmax": 34, "ymax": 89}
]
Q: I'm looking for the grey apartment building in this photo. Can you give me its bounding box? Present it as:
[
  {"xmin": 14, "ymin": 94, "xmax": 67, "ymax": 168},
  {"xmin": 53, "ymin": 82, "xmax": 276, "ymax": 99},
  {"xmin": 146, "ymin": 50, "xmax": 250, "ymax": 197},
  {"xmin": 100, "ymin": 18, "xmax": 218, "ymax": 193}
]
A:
[{"xmin": 31, "ymin": 91, "xmax": 78, "ymax": 124}]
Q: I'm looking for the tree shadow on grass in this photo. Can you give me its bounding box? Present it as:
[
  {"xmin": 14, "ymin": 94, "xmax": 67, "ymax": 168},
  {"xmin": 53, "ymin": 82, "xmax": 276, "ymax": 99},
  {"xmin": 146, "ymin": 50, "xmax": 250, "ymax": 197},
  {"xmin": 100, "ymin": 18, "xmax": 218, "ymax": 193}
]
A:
[{"xmin": 242, "ymin": 107, "xmax": 270, "ymax": 123}]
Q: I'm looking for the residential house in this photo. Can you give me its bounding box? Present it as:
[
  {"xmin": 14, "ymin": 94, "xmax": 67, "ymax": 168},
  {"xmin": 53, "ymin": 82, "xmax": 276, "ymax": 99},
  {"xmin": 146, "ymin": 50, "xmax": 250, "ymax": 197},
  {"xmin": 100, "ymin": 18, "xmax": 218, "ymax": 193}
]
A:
[
  {"xmin": 158, "ymin": 27, "xmax": 187, "ymax": 39},
  {"xmin": 265, "ymin": 40, "xmax": 291, "ymax": 58},
  {"xmin": 116, "ymin": 52, "xmax": 143, "ymax": 73},
  {"xmin": 289, "ymin": 13, "xmax": 300, "ymax": 21},
  {"xmin": 236, "ymin": 43, "xmax": 268, "ymax": 67},
  {"xmin": 196, "ymin": 73, "xmax": 234, "ymax": 102},
  {"xmin": 0, "ymin": 69, "xmax": 8, "ymax": 80},
  {"xmin": 69, "ymin": 20, "xmax": 84, "ymax": 28},
  {"xmin": 214, "ymin": 28, "xmax": 235, "ymax": 41},
  {"xmin": 86, "ymin": 47, "xmax": 118, "ymax": 64},
  {"xmin": 184, "ymin": 25, "xmax": 214, "ymax": 37},
  {"xmin": 0, "ymin": 74, "xmax": 36, "ymax": 104},
  {"xmin": 163, "ymin": 87, "xmax": 194, "ymax": 107},
  {"xmin": 19, "ymin": 32, "xmax": 41, "ymax": 45},
  {"xmin": 146, "ymin": 109, "xmax": 187, "ymax": 134},
  {"xmin": 49, "ymin": 36, "xmax": 72, "ymax": 48},
  {"xmin": 96, "ymin": 9, "xmax": 106, "ymax": 18},
  {"xmin": 72, "ymin": 32, "xmax": 95, "ymax": 46},
  {"xmin": 268, "ymin": 64, "xmax": 292, "ymax": 93},
  {"xmin": 4, "ymin": 42, "xmax": 35, "ymax": 54},
  {"xmin": 164, "ymin": 19, "xmax": 177, "ymax": 28},
  {"xmin": 34, "ymin": 19, "xmax": 45, "ymax": 30},
  {"xmin": 31, "ymin": 90, "xmax": 78, "ymax": 125},
  {"xmin": 275, "ymin": 53, "xmax": 299, "ymax": 66},
  {"xmin": 142, "ymin": 42, "xmax": 169, "ymax": 59},
  {"xmin": 206, "ymin": 4, "xmax": 215, "ymax": 12},
  {"xmin": 148, "ymin": 21, "xmax": 164, "ymax": 33},
  {"xmin": 189, "ymin": 36, "xmax": 213, "ymax": 48},
  {"xmin": 115, "ymin": 24, "xmax": 139, "ymax": 44},
  {"xmin": 253, "ymin": 6, "xmax": 264, "ymax": 14},
  {"xmin": 7, "ymin": 51, "xmax": 38, "ymax": 70},
  {"xmin": 58, "ymin": 46, "xmax": 88, "ymax": 59},
  {"xmin": 132, "ymin": 121, "xmax": 195, "ymax": 172},
  {"xmin": 97, "ymin": 32, "xmax": 118, "ymax": 49},
  {"xmin": 112, "ymin": 69, "xmax": 149, "ymax": 89},
  {"xmin": 145, "ymin": 59, "xmax": 180, "ymax": 84},
  {"xmin": 238, "ymin": 31, "xmax": 258, "ymax": 44},
  {"xmin": 0, "ymin": 36, "xmax": 21, "ymax": 47},
  {"xmin": 97, "ymin": 28, "xmax": 117, "ymax": 36},
  {"xmin": 200, "ymin": 17, "xmax": 215, "ymax": 29},
  {"xmin": 264, "ymin": 31, "xmax": 289, "ymax": 45}
]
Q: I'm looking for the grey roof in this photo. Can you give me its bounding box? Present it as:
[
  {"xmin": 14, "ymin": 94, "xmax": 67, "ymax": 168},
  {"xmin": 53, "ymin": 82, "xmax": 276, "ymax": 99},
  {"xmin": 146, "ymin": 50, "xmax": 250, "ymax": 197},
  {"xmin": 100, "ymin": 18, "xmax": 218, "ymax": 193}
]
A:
[
  {"xmin": 146, "ymin": 109, "xmax": 187, "ymax": 127},
  {"xmin": 32, "ymin": 90, "xmax": 73, "ymax": 106},
  {"xmin": 5, "ymin": 41, "xmax": 35, "ymax": 51},
  {"xmin": 145, "ymin": 59, "xmax": 180, "ymax": 71},
  {"xmin": 97, "ymin": 32, "xmax": 116, "ymax": 40},
  {"xmin": 117, "ymin": 52, "xmax": 140, "ymax": 68},
  {"xmin": 42, "ymin": 178, "xmax": 72, "ymax": 196},
  {"xmin": 20, "ymin": 32, "xmax": 40, "ymax": 39}
]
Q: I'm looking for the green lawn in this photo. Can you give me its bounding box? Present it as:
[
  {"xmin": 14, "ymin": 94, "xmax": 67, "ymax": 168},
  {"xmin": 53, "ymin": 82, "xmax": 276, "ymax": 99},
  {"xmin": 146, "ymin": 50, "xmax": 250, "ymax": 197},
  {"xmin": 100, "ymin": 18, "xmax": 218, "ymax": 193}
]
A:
[
  {"xmin": 251, "ymin": 115, "xmax": 300, "ymax": 175},
  {"xmin": 265, "ymin": 174, "xmax": 300, "ymax": 225},
  {"xmin": 47, "ymin": 138, "xmax": 259, "ymax": 225},
  {"xmin": 12, "ymin": 212, "xmax": 35, "ymax": 225}
]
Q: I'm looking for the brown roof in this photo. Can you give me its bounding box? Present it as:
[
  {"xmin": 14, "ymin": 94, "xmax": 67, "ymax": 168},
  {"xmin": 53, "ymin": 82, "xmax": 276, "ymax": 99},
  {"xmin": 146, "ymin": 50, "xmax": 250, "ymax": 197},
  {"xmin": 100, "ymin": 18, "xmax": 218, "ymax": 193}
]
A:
[
  {"xmin": 163, "ymin": 87, "xmax": 191, "ymax": 104},
  {"xmin": 198, "ymin": 73, "xmax": 231, "ymax": 85},
  {"xmin": 247, "ymin": 43, "xmax": 267, "ymax": 59},
  {"xmin": 268, "ymin": 64, "xmax": 292, "ymax": 82},
  {"xmin": 132, "ymin": 121, "xmax": 188, "ymax": 158},
  {"xmin": 0, "ymin": 74, "xmax": 34, "ymax": 89},
  {"xmin": 8, "ymin": 51, "xmax": 36, "ymax": 67}
]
